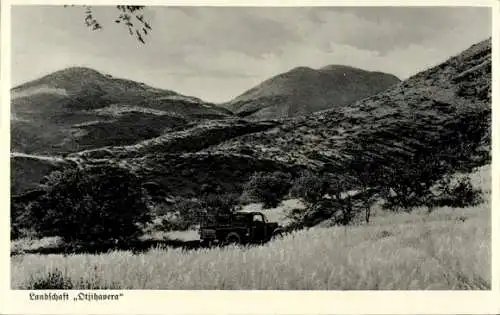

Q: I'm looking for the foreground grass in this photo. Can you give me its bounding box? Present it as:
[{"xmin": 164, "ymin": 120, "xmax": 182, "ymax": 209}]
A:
[{"xmin": 11, "ymin": 203, "xmax": 490, "ymax": 290}]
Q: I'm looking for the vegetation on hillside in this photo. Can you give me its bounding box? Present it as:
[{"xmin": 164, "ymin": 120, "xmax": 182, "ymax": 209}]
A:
[
  {"xmin": 241, "ymin": 171, "xmax": 292, "ymax": 208},
  {"xmin": 11, "ymin": 40, "xmax": 491, "ymax": 207},
  {"xmin": 13, "ymin": 165, "xmax": 151, "ymax": 245}
]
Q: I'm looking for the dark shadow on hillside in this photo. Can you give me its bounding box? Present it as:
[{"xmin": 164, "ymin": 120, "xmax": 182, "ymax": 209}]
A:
[{"xmin": 11, "ymin": 238, "xmax": 205, "ymax": 256}]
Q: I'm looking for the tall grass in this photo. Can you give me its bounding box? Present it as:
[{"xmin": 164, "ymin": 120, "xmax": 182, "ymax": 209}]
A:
[{"xmin": 11, "ymin": 203, "xmax": 490, "ymax": 290}]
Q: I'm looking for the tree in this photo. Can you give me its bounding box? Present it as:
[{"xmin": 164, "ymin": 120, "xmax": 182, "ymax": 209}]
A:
[
  {"xmin": 27, "ymin": 165, "xmax": 151, "ymax": 245},
  {"xmin": 376, "ymin": 152, "xmax": 447, "ymax": 212},
  {"xmin": 289, "ymin": 171, "xmax": 326, "ymax": 205},
  {"xmin": 168, "ymin": 192, "xmax": 241, "ymax": 229},
  {"xmin": 432, "ymin": 174, "xmax": 483, "ymax": 209},
  {"xmin": 65, "ymin": 5, "xmax": 152, "ymax": 44},
  {"xmin": 344, "ymin": 159, "xmax": 380, "ymax": 223},
  {"xmin": 372, "ymin": 145, "xmax": 484, "ymax": 213},
  {"xmin": 289, "ymin": 171, "xmax": 356, "ymax": 227},
  {"xmin": 242, "ymin": 171, "xmax": 292, "ymax": 209}
]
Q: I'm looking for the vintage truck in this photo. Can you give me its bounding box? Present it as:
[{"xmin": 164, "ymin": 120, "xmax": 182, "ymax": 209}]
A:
[{"xmin": 199, "ymin": 211, "xmax": 284, "ymax": 246}]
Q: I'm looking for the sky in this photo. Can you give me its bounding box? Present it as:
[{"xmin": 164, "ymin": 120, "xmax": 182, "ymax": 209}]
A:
[{"xmin": 11, "ymin": 6, "xmax": 492, "ymax": 103}]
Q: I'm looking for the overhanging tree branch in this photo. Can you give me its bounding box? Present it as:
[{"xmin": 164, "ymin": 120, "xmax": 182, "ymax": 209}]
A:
[{"xmin": 64, "ymin": 5, "xmax": 152, "ymax": 44}]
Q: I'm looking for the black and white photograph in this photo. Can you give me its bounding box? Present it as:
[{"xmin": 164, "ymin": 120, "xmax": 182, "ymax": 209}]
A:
[{"xmin": 5, "ymin": 2, "xmax": 495, "ymax": 296}]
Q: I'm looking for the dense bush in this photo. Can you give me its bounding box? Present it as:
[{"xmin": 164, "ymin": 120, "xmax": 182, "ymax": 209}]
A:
[
  {"xmin": 27, "ymin": 268, "xmax": 73, "ymax": 289},
  {"xmin": 432, "ymin": 175, "xmax": 483, "ymax": 208},
  {"xmin": 289, "ymin": 171, "xmax": 360, "ymax": 227},
  {"xmin": 242, "ymin": 171, "xmax": 292, "ymax": 208},
  {"xmin": 289, "ymin": 171, "xmax": 328, "ymax": 205},
  {"xmin": 449, "ymin": 176, "xmax": 483, "ymax": 206},
  {"xmin": 165, "ymin": 193, "xmax": 241, "ymax": 229},
  {"xmin": 11, "ymin": 202, "xmax": 25, "ymax": 239},
  {"xmin": 26, "ymin": 165, "xmax": 151, "ymax": 245}
]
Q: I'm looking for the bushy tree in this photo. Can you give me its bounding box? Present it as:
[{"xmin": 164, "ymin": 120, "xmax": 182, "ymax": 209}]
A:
[
  {"xmin": 28, "ymin": 165, "xmax": 151, "ymax": 245},
  {"xmin": 370, "ymin": 149, "xmax": 452, "ymax": 212},
  {"xmin": 168, "ymin": 193, "xmax": 240, "ymax": 228},
  {"xmin": 11, "ymin": 190, "xmax": 48, "ymax": 239},
  {"xmin": 449, "ymin": 176, "xmax": 483, "ymax": 207},
  {"xmin": 289, "ymin": 171, "xmax": 356, "ymax": 227},
  {"xmin": 344, "ymin": 159, "xmax": 380, "ymax": 223},
  {"xmin": 11, "ymin": 202, "xmax": 24, "ymax": 239},
  {"xmin": 242, "ymin": 171, "xmax": 292, "ymax": 209},
  {"xmin": 432, "ymin": 175, "xmax": 483, "ymax": 208},
  {"xmin": 289, "ymin": 171, "xmax": 327, "ymax": 205}
]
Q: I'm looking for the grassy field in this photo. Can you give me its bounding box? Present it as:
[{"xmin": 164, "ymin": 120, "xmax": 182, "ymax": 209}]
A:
[
  {"xmin": 11, "ymin": 204, "xmax": 490, "ymax": 290},
  {"xmin": 11, "ymin": 166, "xmax": 491, "ymax": 290}
]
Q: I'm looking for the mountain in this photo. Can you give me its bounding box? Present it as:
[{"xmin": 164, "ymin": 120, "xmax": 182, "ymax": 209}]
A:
[
  {"xmin": 11, "ymin": 67, "xmax": 233, "ymax": 155},
  {"xmin": 11, "ymin": 39, "xmax": 491, "ymax": 200},
  {"xmin": 213, "ymin": 40, "xmax": 491, "ymax": 170},
  {"xmin": 223, "ymin": 65, "xmax": 401, "ymax": 119}
]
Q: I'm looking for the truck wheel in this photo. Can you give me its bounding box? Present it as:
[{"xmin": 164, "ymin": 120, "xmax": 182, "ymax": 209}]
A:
[
  {"xmin": 225, "ymin": 232, "xmax": 241, "ymax": 245},
  {"xmin": 201, "ymin": 240, "xmax": 212, "ymax": 248},
  {"xmin": 272, "ymin": 230, "xmax": 284, "ymax": 240}
]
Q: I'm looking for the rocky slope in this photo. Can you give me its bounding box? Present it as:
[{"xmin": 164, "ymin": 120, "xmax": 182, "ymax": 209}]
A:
[
  {"xmin": 11, "ymin": 39, "xmax": 491, "ymax": 199},
  {"xmin": 11, "ymin": 67, "xmax": 233, "ymax": 155},
  {"xmin": 124, "ymin": 38, "xmax": 491, "ymax": 198},
  {"xmin": 223, "ymin": 65, "xmax": 400, "ymax": 119},
  {"xmin": 214, "ymin": 39, "xmax": 491, "ymax": 170}
]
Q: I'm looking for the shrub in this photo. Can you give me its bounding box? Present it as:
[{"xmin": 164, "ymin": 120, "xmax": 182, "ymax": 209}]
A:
[
  {"xmin": 27, "ymin": 165, "xmax": 151, "ymax": 245},
  {"xmin": 11, "ymin": 202, "xmax": 25, "ymax": 240},
  {"xmin": 168, "ymin": 198, "xmax": 203, "ymax": 230},
  {"xmin": 26, "ymin": 268, "xmax": 73, "ymax": 289},
  {"xmin": 165, "ymin": 193, "xmax": 241, "ymax": 229},
  {"xmin": 242, "ymin": 171, "xmax": 292, "ymax": 208},
  {"xmin": 289, "ymin": 171, "xmax": 358, "ymax": 227},
  {"xmin": 290, "ymin": 171, "xmax": 326, "ymax": 204},
  {"xmin": 433, "ymin": 175, "xmax": 483, "ymax": 208},
  {"xmin": 24, "ymin": 268, "xmax": 121, "ymax": 289},
  {"xmin": 451, "ymin": 176, "xmax": 483, "ymax": 206},
  {"xmin": 287, "ymin": 199, "xmax": 339, "ymax": 228},
  {"xmin": 197, "ymin": 193, "xmax": 241, "ymax": 223}
]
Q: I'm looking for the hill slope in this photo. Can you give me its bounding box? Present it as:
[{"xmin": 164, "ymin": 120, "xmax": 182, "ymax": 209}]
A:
[
  {"xmin": 12, "ymin": 39, "xmax": 491, "ymax": 199},
  {"xmin": 224, "ymin": 65, "xmax": 400, "ymax": 119},
  {"xmin": 11, "ymin": 67, "xmax": 233, "ymax": 155},
  {"xmin": 125, "ymin": 38, "xmax": 491, "ymax": 197}
]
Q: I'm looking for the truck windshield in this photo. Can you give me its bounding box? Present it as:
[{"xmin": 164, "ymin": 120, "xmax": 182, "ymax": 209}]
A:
[{"xmin": 253, "ymin": 214, "xmax": 265, "ymax": 222}]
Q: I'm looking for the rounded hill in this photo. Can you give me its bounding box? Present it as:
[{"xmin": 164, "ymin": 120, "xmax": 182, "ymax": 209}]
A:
[{"xmin": 224, "ymin": 65, "xmax": 401, "ymax": 119}]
